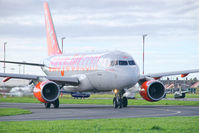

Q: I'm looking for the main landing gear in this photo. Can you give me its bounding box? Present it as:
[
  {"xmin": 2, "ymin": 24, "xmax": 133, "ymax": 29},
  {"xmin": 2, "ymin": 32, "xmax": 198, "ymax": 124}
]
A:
[
  {"xmin": 44, "ymin": 98, "xmax": 59, "ymax": 108},
  {"xmin": 113, "ymin": 89, "xmax": 128, "ymax": 109}
]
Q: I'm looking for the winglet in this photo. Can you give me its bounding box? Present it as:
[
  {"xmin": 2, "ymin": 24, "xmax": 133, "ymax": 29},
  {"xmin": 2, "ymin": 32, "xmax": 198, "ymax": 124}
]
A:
[
  {"xmin": 3, "ymin": 77, "xmax": 11, "ymax": 82},
  {"xmin": 181, "ymin": 73, "xmax": 189, "ymax": 78},
  {"xmin": 44, "ymin": 2, "xmax": 62, "ymax": 56}
]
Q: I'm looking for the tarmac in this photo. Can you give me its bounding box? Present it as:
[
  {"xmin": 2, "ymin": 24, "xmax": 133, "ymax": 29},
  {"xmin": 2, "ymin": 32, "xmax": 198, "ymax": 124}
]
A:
[
  {"xmin": 92, "ymin": 98, "xmax": 199, "ymax": 101},
  {"xmin": 0, "ymin": 102, "xmax": 199, "ymax": 121}
]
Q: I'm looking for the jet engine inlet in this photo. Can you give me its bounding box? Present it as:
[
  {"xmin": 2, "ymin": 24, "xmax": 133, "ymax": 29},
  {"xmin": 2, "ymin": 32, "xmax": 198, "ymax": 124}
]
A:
[
  {"xmin": 42, "ymin": 82, "xmax": 59, "ymax": 101},
  {"xmin": 33, "ymin": 81, "xmax": 60, "ymax": 103},
  {"xmin": 139, "ymin": 80, "xmax": 165, "ymax": 102}
]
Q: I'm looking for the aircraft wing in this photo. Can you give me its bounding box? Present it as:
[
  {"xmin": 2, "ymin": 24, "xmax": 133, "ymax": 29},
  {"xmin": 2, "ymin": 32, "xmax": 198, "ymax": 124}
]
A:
[
  {"xmin": 140, "ymin": 69, "xmax": 199, "ymax": 80},
  {"xmin": 0, "ymin": 60, "xmax": 44, "ymax": 67},
  {"xmin": 0, "ymin": 72, "xmax": 79, "ymax": 86}
]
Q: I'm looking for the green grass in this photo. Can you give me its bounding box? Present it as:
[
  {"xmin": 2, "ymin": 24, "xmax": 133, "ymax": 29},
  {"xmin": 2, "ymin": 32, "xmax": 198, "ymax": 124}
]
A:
[
  {"xmin": 0, "ymin": 108, "xmax": 31, "ymax": 116},
  {"xmin": 1, "ymin": 96, "xmax": 199, "ymax": 106},
  {"xmin": 0, "ymin": 96, "xmax": 40, "ymax": 103},
  {"xmin": 0, "ymin": 116, "xmax": 199, "ymax": 133},
  {"xmin": 90, "ymin": 94, "xmax": 114, "ymax": 98}
]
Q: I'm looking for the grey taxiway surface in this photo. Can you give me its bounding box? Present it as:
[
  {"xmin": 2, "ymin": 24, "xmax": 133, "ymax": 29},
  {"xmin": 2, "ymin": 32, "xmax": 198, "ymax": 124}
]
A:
[{"xmin": 0, "ymin": 103, "xmax": 199, "ymax": 121}]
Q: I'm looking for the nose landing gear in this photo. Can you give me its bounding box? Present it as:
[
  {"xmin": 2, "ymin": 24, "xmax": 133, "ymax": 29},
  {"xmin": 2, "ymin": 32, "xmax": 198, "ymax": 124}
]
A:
[{"xmin": 113, "ymin": 89, "xmax": 128, "ymax": 109}]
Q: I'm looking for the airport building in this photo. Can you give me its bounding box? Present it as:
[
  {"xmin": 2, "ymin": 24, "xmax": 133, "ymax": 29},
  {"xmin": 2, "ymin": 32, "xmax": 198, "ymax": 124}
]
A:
[{"xmin": 160, "ymin": 78, "xmax": 199, "ymax": 94}]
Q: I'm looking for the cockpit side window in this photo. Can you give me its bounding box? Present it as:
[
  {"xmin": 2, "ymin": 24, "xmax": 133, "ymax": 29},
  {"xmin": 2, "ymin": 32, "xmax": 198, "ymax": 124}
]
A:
[
  {"xmin": 110, "ymin": 61, "xmax": 115, "ymax": 66},
  {"xmin": 119, "ymin": 60, "xmax": 128, "ymax": 65},
  {"xmin": 128, "ymin": 60, "xmax": 136, "ymax": 65},
  {"xmin": 115, "ymin": 60, "xmax": 118, "ymax": 65},
  {"xmin": 110, "ymin": 60, "xmax": 118, "ymax": 66}
]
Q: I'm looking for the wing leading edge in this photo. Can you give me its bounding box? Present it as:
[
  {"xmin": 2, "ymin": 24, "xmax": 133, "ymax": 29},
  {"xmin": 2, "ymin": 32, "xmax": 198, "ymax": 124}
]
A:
[
  {"xmin": 0, "ymin": 73, "xmax": 79, "ymax": 86},
  {"xmin": 0, "ymin": 60, "xmax": 44, "ymax": 67},
  {"xmin": 140, "ymin": 69, "xmax": 199, "ymax": 80}
]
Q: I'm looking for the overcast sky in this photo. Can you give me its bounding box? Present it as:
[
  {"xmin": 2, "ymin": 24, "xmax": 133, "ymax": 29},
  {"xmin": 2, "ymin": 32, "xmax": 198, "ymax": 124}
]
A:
[{"xmin": 0, "ymin": 0, "xmax": 198, "ymax": 78}]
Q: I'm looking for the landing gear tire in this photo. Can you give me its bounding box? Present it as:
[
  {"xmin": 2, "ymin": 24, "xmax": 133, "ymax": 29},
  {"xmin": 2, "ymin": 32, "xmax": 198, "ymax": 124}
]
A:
[
  {"xmin": 45, "ymin": 102, "xmax": 51, "ymax": 108},
  {"xmin": 122, "ymin": 97, "xmax": 128, "ymax": 107},
  {"xmin": 53, "ymin": 99, "xmax": 59, "ymax": 108},
  {"xmin": 119, "ymin": 99, "xmax": 123, "ymax": 108},
  {"xmin": 113, "ymin": 96, "xmax": 123, "ymax": 109},
  {"xmin": 113, "ymin": 89, "xmax": 128, "ymax": 109},
  {"xmin": 113, "ymin": 97, "xmax": 118, "ymax": 108}
]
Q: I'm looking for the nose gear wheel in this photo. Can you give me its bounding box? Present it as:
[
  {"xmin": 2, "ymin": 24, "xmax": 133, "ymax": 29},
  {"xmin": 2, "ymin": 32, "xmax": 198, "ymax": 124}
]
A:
[{"xmin": 113, "ymin": 90, "xmax": 128, "ymax": 109}]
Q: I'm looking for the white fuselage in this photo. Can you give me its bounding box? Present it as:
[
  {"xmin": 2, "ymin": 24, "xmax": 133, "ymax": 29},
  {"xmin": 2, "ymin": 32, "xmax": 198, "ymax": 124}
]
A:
[{"xmin": 41, "ymin": 51, "xmax": 140, "ymax": 92}]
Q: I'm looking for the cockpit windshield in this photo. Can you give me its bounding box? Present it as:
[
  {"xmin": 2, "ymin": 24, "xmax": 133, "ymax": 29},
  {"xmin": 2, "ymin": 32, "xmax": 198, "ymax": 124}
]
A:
[
  {"xmin": 128, "ymin": 60, "xmax": 136, "ymax": 65},
  {"xmin": 119, "ymin": 61, "xmax": 128, "ymax": 65},
  {"xmin": 110, "ymin": 60, "xmax": 136, "ymax": 66}
]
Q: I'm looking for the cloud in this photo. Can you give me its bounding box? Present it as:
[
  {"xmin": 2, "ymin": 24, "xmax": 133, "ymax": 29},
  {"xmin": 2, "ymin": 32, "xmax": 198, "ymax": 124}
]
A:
[{"xmin": 0, "ymin": 0, "xmax": 198, "ymax": 38}]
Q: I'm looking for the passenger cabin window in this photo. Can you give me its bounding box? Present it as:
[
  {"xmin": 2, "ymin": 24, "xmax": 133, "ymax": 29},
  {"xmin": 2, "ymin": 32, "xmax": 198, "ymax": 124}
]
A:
[
  {"xmin": 119, "ymin": 61, "xmax": 128, "ymax": 65},
  {"xmin": 128, "ymin": 60, "xmax": 135, "ymax": 65}
]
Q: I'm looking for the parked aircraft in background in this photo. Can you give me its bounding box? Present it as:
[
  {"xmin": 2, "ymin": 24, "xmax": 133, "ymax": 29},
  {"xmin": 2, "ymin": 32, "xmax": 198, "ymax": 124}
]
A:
[
  {"xmin": 174, "ymin": 88, "xmax": 189, "ymax": 98},
  {"xmin": 0, "ymin": 2, "xmax": 199, "ymax": 109},
  {"xmin": 0, "ymin": 85, "xmax": 33, "ymax": 97}
]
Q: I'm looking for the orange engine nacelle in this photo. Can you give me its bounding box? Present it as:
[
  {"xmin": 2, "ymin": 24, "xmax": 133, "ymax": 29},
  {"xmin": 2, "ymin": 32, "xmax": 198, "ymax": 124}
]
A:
[
  {"xmin": 139, "ymin": 80, "xmax": 165, "ymax": 102},
  {"xmin": 33, "ymin": 80, "xmax": 60, "ymax": 103}
]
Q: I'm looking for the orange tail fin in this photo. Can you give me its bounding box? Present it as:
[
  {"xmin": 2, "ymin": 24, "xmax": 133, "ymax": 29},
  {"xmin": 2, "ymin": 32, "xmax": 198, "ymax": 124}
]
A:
[{"xmin": 44, "ymin": 2, "xmax": 62, "ymax": 56}]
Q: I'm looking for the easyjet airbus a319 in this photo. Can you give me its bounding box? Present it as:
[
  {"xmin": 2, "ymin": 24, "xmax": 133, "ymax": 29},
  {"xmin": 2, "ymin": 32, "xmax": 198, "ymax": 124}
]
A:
[{"xmin": 0, "ymin": 2, "xmax": 199, "ymax": 109}]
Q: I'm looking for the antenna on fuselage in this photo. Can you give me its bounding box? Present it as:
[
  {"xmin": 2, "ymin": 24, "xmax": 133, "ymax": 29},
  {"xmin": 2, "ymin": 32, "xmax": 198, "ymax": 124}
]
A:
[{"xmin": 142, "ymin": 34, "xmax": 147, "ymax": 75}]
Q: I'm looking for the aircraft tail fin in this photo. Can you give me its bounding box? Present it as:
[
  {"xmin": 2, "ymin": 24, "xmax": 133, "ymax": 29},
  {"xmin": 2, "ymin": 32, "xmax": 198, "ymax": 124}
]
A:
[{"xmin": 44, "ymin": 2, "xmax": 62, "ymax": 56}]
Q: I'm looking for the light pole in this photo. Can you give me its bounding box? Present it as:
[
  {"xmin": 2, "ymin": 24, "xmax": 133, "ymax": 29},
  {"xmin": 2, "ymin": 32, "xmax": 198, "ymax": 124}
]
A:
[
  {"xmin": 61, "ymin": 37, "xmax": 66, "ymax": 53},
  {"xmin": 142, "ymin": 34, "xmax": 147, "ymax": 75},
  {"xmin": 23, "ymin": 61, "xmax": 26, "ymax": 74},
  {"xmin": 18, "ymin": 64, "xmax": 21, "ymax": 74},
  {"xmin": 3, "ymin": 42, "xmax": 7, "ymax": 73}
]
